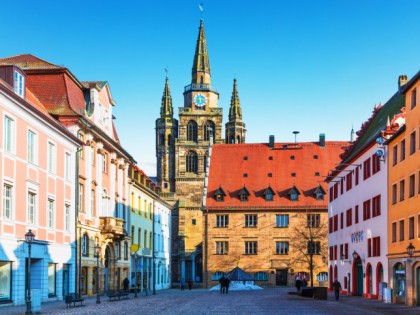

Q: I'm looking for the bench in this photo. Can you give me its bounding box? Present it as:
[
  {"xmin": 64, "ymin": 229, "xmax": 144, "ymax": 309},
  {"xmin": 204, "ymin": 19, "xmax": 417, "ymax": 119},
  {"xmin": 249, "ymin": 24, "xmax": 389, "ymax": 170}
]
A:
[
  {"xmin": 107, "ymin": 290, "xmax": 129, "ymax": 301},
  {"xmin": 299, "ymin": 287, "xmax": 327, "ymax": 300},
  {"xmin": 65, "ymin": 293, "xmax": 84, "ymax": 307},
  {"xmin": 119, "ymin": 289, "xmax": 129, "ymax": 300}
]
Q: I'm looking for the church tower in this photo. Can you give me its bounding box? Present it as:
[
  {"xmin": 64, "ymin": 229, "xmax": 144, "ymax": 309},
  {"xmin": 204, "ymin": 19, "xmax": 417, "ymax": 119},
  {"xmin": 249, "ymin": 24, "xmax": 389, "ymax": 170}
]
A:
[
  {"xmin": 225, "ymin": 78, "xmax": 246, "ymax": 143},
  {"xmin": 156, "ymin": 76, "xmax": 178, "ymax": 193}
]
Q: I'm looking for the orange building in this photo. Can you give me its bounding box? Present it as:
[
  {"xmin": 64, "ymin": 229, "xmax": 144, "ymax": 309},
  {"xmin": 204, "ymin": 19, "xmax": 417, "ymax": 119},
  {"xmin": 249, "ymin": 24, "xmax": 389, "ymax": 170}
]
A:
[
  {"xmin": 203, "ymin": 135, "xmax": 348, "ymax": 288},
  {"xmin": 387, "ymin": 73, "xmax": 420, "ymax": 306}
]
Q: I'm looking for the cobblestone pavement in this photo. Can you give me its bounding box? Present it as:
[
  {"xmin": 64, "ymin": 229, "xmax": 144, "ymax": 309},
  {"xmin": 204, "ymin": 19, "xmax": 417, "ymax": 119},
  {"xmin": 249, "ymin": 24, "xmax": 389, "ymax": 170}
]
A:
[{"xmin": 1, "ymin": 288, "xmax": 419, "ymax": 315}]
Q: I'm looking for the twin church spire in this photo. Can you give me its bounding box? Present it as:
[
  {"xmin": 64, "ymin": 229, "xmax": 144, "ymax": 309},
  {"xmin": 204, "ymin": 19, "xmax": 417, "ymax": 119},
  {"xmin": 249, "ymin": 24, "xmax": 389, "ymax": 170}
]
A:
[
  {"xmin": 160, "ymin": 76, "xmax": 173, "ymax": 118},
  {"xmin": 192, "ymin": 19, "xmax": 211, "ymax": 85}
]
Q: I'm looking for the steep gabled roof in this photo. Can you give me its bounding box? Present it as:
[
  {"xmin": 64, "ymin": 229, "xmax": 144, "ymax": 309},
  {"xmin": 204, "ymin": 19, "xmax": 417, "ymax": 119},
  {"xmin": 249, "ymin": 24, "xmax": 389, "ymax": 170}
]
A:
[
  {"xmin": 288, "ymin": 185, "xmax": 301, "ymax": 196},
  {"xmin": 0, "ymin": 54, "xmax": 64, "ymax": 70},
  {"xmin": 238, "ymin": 185, "xmax": 250, "ymax": 196},
  {"xmin": 263, "ymin": 185, "xmax": 275, "ymax": 196},
  {"xmin": 206, "ymin": 141, "xmax": 348, "ymax": 210},
  {"xmin": 314, "ymin": 185, "xmax": 326, "ymax": 196},
  {"xmin": 213, "ymin": 186, "xmax": 226, "ymax": 197}
]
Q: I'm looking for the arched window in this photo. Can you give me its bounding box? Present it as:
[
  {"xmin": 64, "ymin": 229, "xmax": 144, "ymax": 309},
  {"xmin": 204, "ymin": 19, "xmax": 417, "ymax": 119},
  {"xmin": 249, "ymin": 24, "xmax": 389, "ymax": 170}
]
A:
[
  {"xmin": 204, "ymin": 121, "xmax": 215, "ymax": 141},
  {"xmin": 236, "ymin": 135, "xmax": 241, "ymax": 143},
  {"xmin": 187, "ymin": 120, "xmax": 198, "ymax": 142},
  {"xmin": 167, "ymin": 134, "xmax": 172, "ymax": 146},
  {"xmin": 159, "ymin": 133, "xmax": 164, "ymax": 146},
  {"xmin": 186, "ymin": 151, "xmax": 198, "ymax": 173},
  {"xmin": 82, "ymin": 234, "xmax": 89, "ymax": 256}
]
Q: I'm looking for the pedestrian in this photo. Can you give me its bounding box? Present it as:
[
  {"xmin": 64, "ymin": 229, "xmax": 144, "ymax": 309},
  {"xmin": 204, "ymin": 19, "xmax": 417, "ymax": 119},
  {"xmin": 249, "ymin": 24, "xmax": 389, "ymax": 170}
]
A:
[
  {"xmin": 302, "ymin": 278, "xmax": 308, "ymax": 288},
  {"xmin": 187, "ymin": 278, "xmax": 193, "ymax": 290},
  {"xmin": 122, "ymin": 277, "xmax": 130, "ymax": 293},
  {"xmin": 180, "ymin": 278, "xmax": 185, "ymax": 291},
  {"xmin": 219, "ymin": 275, "xmax": 225, "ymax": 294},
  {"xmin": 295, "ymin": 276, "xmax": 302, "ymax": 293},
  {"xmin": 332, "ymin": 278, "xmax": 342, "ymax": 301},
  {"xmin": 224, "ymin": 277, "xmax": 230, "ymax": 294}
]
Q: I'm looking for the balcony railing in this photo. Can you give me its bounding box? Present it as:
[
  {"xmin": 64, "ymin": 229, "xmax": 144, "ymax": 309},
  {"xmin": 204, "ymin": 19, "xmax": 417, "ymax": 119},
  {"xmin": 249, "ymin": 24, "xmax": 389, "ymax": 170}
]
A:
[
  {"xmin": 184, "ymin": 83, "xmax": 217, "ymax": 93},
  {"xmin": 99, "ymin": 217, "xmax": 125, "ymax": 237}
]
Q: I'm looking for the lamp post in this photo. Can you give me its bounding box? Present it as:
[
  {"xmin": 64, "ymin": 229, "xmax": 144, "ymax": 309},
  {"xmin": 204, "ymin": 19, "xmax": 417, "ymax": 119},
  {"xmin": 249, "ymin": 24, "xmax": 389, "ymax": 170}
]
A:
[
  {"xmin": 94, "ymin": 243, "xmax": 101, "ymax": 304},
  {"xmin": 25, "ymin": 229, "xmax": 35, "ymax": 315},
  {"xmin": 132, "ymin": 252, "xmax": 139, "ymax": 298},
  {"xmin": 407, "ymin": 243, "xmax": 415, "ymax": 258}
]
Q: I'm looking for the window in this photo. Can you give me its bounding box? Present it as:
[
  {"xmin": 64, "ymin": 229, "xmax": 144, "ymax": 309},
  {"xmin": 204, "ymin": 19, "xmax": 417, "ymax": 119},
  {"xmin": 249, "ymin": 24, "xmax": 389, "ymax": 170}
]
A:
[
  {"xmin": 340, "ymin": 212, "xmax": 343, "ymax": 229},
  {"xmin": 245, "ymin": 241, "xmax": 258, "ymax": 255},
  {"xmin": 399, "ymin": 220, "xmax": 405, "ymax": 241},
  {"xmin": 290, "ymin": 193, "xmax": 298, "ymax": 201},
  {"xmin": 144, "ymin": 230, "xmax": 147, "ymax": 248},
  {"xmin": 48, "ymin": 199, "xmax": 54, "ymax": 229},
  {"xmin": 340, "ymin": 178, "xmax": 344, "ymax": 195},
  {"xmin": 363, "ymin": 200, "xmax": 371, "ymax": 221},
  {"xmin": 91, "ymin": 189, "xmax": 96, "ymax": 216},
  {"xmin": 3, "ymin": 116, "xmax": 14, "ymax": 153},
  {"xmin": 0, "ymin": 261, "xmax": 12, "ymax": 301},
  {"xmin": 410, "ymin": 131, "xmax": 416, "ymax": 155},
  {"xmin": 48, "ymin": 263, "xmax": 56, "ymax": 297},
  {"xmin": 27, "ymin": 192, "xmax": 36, "ymax": 224},
  {"xmin": 216, "ymin": 194, "xmax": 223, "ymax": 202},
  {"xmin": 409, "ymin": 174, "xmax": 415, "ymax": 197},
  {"xmin": 392, "ymin": 222, "xmax": 397, "ymax": 243},
  {"xmin": 276, "ymin": 241, "xmax": 289, "ymax": 255},
  {"xmin": 346, "ymin": 209, "xmax": 352, "ymax": 227},
  {"xmin": 186, "ymin": 150, "xmax": 198, "ymax": 173},
  {"xmin": 346, "ymin": 172, "xmax": 352, "ymax": 191},
  {"xmin": 131, "ymin": 225, "xmax": 135, "ymax": 239},
  {"xmin": 355, "ymin": 167, "xmax": 359, "ymax": 185},
  {"xmin": 372, "ymin": 195, "xmax": 381, "ymax": 217},
  {"xmin": 400, "ymin": 179, "xmax": 405, "ymax": 201},
  {"xmin": 411, "ymin": 88, "xmax": 417, "ymax": 109},
  {"xmin": 372, "ymin": 154, "xmax": 381, "ymax": 175},
  {"xmin": 393, "ymin": 145, "xmax": 398, "ymax": 166},
  {"xmin": 149, "ymin": 232, "xmax": 153, "ymax": 249},
  {"xmin": 82, "ymin": 234, "xmax": 89, "ymax": 256},
  {"xmin": 276, "ymin": 214, "xmax": 289, "ymax": 228},
  {"xmin": 216, "ymin": 241, "xmax": 228, "ymax": 255},
  {"xmin": 14, "ymin": 71, "xmax": 25, "ymax": 97},
  {"xmin": 65, "ymin": 153, "xmax": 71, "ymax": 180},
  {"xmin": 137, "ymin": 228, "xmax": 141, "ymax": 247},
  {"xmin": 418, "ymin": 215, "xmax": 420, "ymax": 238},
  {"xmin": 115, "ymin": 242, "xmax": 121, "ymax": 259},
  {"xmin": 65, "ymin": 204, "xmax": 70, "ymax": 232},
  {"xmin": 329, "ymin": 217, "xmax": 333, "ymax": 234},
  {"xmin": 186, "ymin": 120, "xmax": 198, "ymax": 142},
  {"xmin": 333, "ymin": 215, "xmax": 338, "ymax": 232},
  {"xmin": 216, "ymin": 215, "xmax": 229, "ymax": 227},
  {"xmin": 102, "ymin": 189, "xmax": 108, "ymax": 215},
  {"xmin": 307, "ymin": 214, "xmax": 320, "ymax": 228},
  {"xmin": 392, "ymin": 184, "xmax": 397, "ymax": 204},
  {"xmin": 400, "ymin": 139, "xmax": 406, "ymax": 161},
  {"xmin": 265, "ymin": 191, "xmax": 274, "ymax": 201},
  {"xmin": 138, "ymin": 197, "xmax": 142, "ymax": 215},
  {"xmin": 363, "ymin": 158, "xmax": 371, "ymax": 180},
  {"xmin": 48, "ymin": 142, "xmax": 56, "ymax": 174},
  {"xmin": 79, "ymin": 184, "xmax": 85, "ymax": 213},
  {"xmin": 367, "ymin": 238, "xmax": 372, "ymax": 257},
  {"xmin": 102, "ymin": 153, "xmax": 107, "ymax": 173},
  {"xmin": 77, "ymin": 132, "xmax": 84, "ymax": 159},
  {"xmin": 372, "ymin": 237, "xmax": 380, "ymax": 257},
  {"xmin": 27, "ymin": 131, "xmax": 36, "ymax": 163},
  {"xmin": 244, "ymin": 214, "xmax": 257, "ymax": 227},
  {"xmin": 308, "ymin": 241, "xmax": 321, "ymax": 254},
  {"xmin": 3, "ymin": 185, "xmax": 12, "ymax": 219},
  {"xmin": 124, "ymin": 242, "xmax": 128, "ymax": 260},
  {"xmin": 192, "ymin": 219, "xmax": 196, "ymax": 225},
  {"xmin": 355, "ymin": 205, "xmax": 359, "ymax": 224},
  {"xmin": 240, "ymin": 194, "xmax": 248, "ymax": 202},
  {"xmin": 409, "ymin": 217, "xmax": 414, "ymax": 240},
  {"xmin": 254, "ymin": 272, "xmax": 268, "ymax": 281}
]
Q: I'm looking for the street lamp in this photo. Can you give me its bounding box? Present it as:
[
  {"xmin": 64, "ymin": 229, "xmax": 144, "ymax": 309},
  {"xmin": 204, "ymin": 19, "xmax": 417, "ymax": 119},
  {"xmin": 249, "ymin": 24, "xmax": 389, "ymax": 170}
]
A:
[
  {"xmin": 25, "ymin": 229, "xmax": 35, "ymax": 315},
  {"xmin": 94, "ymin": 243, "xmax": 101, "ymax": 304},
  {"xmin": 407, "ymin": 243, "xmax": 415, "ymax": 258}
]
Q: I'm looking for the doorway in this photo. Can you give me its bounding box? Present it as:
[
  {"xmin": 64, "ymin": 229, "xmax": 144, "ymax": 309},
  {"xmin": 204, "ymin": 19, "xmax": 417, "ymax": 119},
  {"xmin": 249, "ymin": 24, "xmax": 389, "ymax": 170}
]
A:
[
  {"xmin": 357, "ymin": 263, "xmax": 363, "ymax": 296},
  {"xmin": 276, "ymin": 269, "xmax": 288, "ymax": 286},
  {"xmin": 417, "ymin": 267, "xmax": 420, "ymax": 306},
  {"xmin": 62, "ymin": 264, "xmax": 70, "ymax": 297}
]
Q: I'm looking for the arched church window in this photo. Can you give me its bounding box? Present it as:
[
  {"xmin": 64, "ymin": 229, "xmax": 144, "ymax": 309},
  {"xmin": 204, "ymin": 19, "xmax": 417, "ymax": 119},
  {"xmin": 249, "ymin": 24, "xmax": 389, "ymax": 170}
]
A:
[
  {"xmin": 167, "ymin": 134, "xmax": 172, "ymax": 146},
  {"xmin": 236, "ymin": 135, "xmax": 241, "ymax": 144},
  {"xmin": 159, "ymin": 133, "xmax": 165, "ymax": 146},
  {"xmin": 204, "ymin": 121, "xmax": 215, "ymax": 141},
  {"xmin": 187, "ymin": 120, "xmax": 198, "ymax": 142},
  {"xmin": 230, "ymin": 136, "xmax": 235, "ymax": 144},
  {"xmin": 186, "ymin": 151, "xmax": 198, "ymax": 173}
]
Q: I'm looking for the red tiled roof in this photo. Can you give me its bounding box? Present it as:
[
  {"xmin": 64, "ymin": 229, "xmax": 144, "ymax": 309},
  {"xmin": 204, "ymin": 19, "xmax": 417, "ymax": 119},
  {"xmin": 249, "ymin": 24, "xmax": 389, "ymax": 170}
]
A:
[
  {"xmin": 206, "ymin": 141, "xmax": 348, "ymax": 210},
  {"xmin": 0, "ymin": 54, "xmax": 64, "ymax": 70}
]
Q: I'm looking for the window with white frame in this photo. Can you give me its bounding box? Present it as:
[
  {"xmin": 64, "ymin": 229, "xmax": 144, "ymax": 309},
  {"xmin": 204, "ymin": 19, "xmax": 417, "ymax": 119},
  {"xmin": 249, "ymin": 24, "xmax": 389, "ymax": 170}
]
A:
[
  {"xmin": 215, "ymin": 241, "xmax": 228, "ymax": 255},
  {"xmin": 47, "ymin": 142, "xmax": 56, "ymax": 174},
  {"xmin": 27, "ymin": 130, "xmax": 36, "ymax": 163},
  {"xmin": 82, "ymin": 234, "xmax": 89, "ymax": 256},
  {"xmin": 216, "ymin": 215, "xmax": 229, "ymax": 227},
  {"xmin": 65, "ymin": 204, "xmax": 70, "ymax": 232},
  {"xmin": 245, "ymin": 241, "xmax": 258, "ymax": 255},
  {"xmin": 27, "ymin": 192, "xmax": 36, "ymax": 224},
  {"xmin": 13, "ymin": 71, "xmax": 24, "ymax": 97},
  {"xmin": 276, "ymin": 241, "xmax": 289, "ymax": 255},
  {"xmin": 3, "ymin": 184, "xmax": 13, "ymax": 219},
  {"xmin": 276, "ymin": 214, "xmax": 289, "ymax": 227},
  {"xmin": 65, "ymin": 153, "xmax": 71, "ymax": 180},
  {"xmin": 3, "ymin": 116, "xmax": 14, "ymax": 153},
  {"xmin": 48, "ymin": 199, "xmax": 55, "ymax": 229},
  {"xmin": 244, "ymin": 214, "xmax": 257, "ymax": 227}
]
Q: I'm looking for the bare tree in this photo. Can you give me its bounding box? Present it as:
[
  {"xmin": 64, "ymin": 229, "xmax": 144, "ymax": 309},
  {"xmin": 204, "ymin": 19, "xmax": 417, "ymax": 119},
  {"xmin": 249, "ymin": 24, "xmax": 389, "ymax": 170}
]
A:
[{"xmin": 288, "ymin": 209, "xmax": 328, "ymax": 287}]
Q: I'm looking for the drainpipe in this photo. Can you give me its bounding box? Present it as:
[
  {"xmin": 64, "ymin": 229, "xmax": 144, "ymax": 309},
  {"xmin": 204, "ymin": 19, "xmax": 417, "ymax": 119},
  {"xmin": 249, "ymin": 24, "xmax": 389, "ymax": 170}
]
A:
[{"xmin": 74, "ymin": 146, "xmax": 82, "ymax": 296}]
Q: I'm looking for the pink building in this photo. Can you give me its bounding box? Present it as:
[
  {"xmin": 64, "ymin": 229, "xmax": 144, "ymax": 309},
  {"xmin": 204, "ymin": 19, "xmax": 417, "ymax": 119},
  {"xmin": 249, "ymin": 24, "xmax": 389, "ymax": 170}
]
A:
[{"xmin": 0, "ymin": 64, "xmax": 81, "ymax": 305}]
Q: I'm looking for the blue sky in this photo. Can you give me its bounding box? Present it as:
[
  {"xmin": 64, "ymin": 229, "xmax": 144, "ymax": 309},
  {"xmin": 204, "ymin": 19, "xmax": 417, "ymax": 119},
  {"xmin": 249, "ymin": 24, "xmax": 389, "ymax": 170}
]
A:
[{"xmin": 1, "ymin": 0, "xmax": 419, "ymax": 176}]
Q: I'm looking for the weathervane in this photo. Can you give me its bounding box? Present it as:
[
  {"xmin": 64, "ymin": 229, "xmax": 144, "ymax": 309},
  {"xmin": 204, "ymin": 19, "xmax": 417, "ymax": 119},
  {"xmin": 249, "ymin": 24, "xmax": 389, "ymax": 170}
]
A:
[
  {"xmin": 199, "ymin": 2, "xmax": 204, "ymax": 19},
  {"xmin": 164, "ymin": 66, "xmax": 168, "ymax": 77}
]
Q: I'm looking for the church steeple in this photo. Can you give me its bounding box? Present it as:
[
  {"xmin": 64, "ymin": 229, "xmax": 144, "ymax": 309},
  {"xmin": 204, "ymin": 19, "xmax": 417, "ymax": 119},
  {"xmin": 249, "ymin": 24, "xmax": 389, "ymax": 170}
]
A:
[
  {"xmin": 229, "ymin": 78, "xmax": 242, "ymax": 121},
  {"xmin": 225, "ymin": 78, "xmax": 246, "ymax": 144},
  {"xmin": 191, "ymin": 19, "xmax": 211, "ymax": 85},
  {"xmin": 160, "ymin": 76, "xmax": 173, "ymax": 118}
]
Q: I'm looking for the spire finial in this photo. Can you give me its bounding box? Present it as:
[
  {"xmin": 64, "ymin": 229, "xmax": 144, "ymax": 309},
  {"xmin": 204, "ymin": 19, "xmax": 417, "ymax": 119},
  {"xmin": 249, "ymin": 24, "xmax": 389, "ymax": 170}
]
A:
[{"xmin": 199, "ymin": 3, "xmax": 204, "ymax": 19}]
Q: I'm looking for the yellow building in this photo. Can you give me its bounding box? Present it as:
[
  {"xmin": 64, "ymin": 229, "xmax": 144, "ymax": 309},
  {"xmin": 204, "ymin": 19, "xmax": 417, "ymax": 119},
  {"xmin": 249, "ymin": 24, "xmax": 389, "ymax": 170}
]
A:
[{"xmin": 387, "ymin": 73, "xmax": 420, "ymax": 306}]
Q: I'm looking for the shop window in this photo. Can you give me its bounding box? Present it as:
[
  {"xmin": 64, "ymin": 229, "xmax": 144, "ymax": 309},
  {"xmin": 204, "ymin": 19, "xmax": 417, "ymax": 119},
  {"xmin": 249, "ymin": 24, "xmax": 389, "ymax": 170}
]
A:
[
  {"xmin": 48, "ymin": 263, "xmax": 56, "ymax": 297},
  {"xmin": 0, "ymin": 261, "xmax": 12, "ymax": 302},
  {"xmin": 394, "ymin": 263, "xmax": 406, "ymax": 297}
]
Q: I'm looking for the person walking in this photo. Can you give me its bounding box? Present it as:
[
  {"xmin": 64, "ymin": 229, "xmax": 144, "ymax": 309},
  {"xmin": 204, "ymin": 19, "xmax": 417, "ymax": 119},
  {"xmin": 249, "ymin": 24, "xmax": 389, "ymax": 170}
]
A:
[
  {"xmin": 295, "ymin": 276, "xmax": 302, "ymax": 293},
  {"xmin": 224, "ymin": 277, "xmax": 230, "ymax": 294},
  {"xmin": 122, "ymin": 277, "xmax": 130, "ymax": 293},
  {"xmin": 332, "ymin": 278, "xmax": 342, "ymax": 301},
  {"xmin": 302, "ymin": 278, "xmax": 308, "ymax": 288},
  {"xmin": 187, "ymin": 278, "xmax": 193, "ymax": 290},
  {"xmin": 219, "ymin": 276, "xmax": 225, "ymax": 294},
  {"xmin": 180, "ymin": 278, "xmax": 185, "ymax": 291}
]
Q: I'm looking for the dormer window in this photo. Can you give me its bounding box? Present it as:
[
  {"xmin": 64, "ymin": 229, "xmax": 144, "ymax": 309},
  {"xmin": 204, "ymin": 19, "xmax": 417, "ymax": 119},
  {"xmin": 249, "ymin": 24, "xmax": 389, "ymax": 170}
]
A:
[
  {"xmin": 288, "ymin": 185, "xmax": 301, "ymax": 201},
  {"xmin": 14, "ymin": 71, "xmax": 25, "ymax": 97},
  {"xmin": 314, "ymin": 185, "xmax": 326, "ymax": 200},
  {"xmin": 213, "ymin": 186, "xmax": 226, "ymax": 202},
  {"xmin": 238, "ymin": 186, "xmax": 250, "ymax": 202},
  {"xmin": 263, "ymin": 186, "xmax": 275, "ymax": 201}
]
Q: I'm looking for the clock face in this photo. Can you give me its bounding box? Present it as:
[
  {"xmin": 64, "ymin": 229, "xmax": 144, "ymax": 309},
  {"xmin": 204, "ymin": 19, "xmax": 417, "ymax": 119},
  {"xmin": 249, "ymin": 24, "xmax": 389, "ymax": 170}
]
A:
[{"xmin": 194, "ymin": 94, "xmax": 206, "ymax": 107}]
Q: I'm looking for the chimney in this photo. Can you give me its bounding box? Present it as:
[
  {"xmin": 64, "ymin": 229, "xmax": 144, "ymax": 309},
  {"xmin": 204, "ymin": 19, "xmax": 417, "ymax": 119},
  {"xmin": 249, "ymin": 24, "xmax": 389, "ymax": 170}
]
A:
[
  {"xmin": 398, "ymin": 75, "xmax": 408, "ymax": 91},
  {"xmin": 269, "ymin": 135, "xmax": 274, "ymax": 149},
  {"xmin": 319, "ymin": 133, "xmax": 326, "ymax": 147}
]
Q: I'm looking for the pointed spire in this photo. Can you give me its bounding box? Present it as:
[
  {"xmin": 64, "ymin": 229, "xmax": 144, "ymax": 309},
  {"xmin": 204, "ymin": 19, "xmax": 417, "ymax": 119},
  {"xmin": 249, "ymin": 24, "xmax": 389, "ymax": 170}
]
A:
[
  {"xmin": 191, "ymin": 19, "xmax": 211, "ymax": 84},
  {"xmin": 350, "ymin": 125, "xmax": 355, "ymax": 142},
  {"xmin": 160, "ymin": 76, "xmax": 173, "ymax": 118},
  {"xmin": 229, "ymin": 78, "xmax": 242, "ymax": 121}
]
